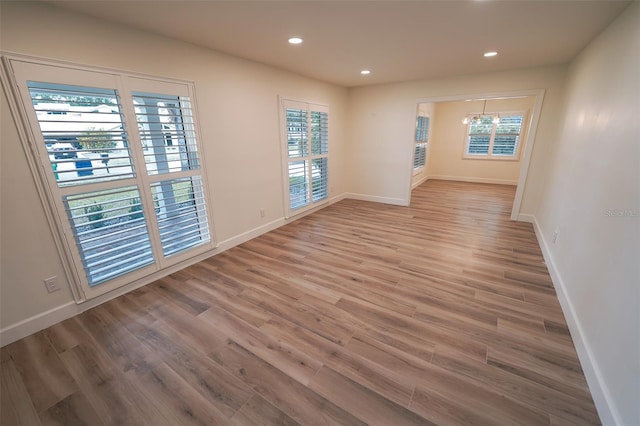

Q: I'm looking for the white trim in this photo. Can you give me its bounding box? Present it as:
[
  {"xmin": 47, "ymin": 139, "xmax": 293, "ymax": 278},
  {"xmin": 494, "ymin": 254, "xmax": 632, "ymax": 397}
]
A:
[
  {"xmin": 0, "ymin": 192, "xmax": 348, "ymax": 348},
  {"xmin": 0, "ymin": 218, "xmax": 283, "ymax": 347},
  {"xmin": 427, "ymin": 175, "xmax": 517, "ymax": 186},
  {"xmin": 216, "ymin": 218, "xmax": 285, "ymax": 251},
  {"xmin": 412, "ymin": 173, "xmax": 429, "ymax": 189},
  {"xmin": 1, "ymin": 56, "xmax": 86, "ymax": 302},
  {"xmin": 0, "ymin": 302, "xmax": 78, "ymax": 347},
  {"xmin": 516, "ymin": 213, "xmax": 535, "ymax": 223},
  {"xmin": 461, "ymin": 110, "xmax": 527, "ymax": 161},
  {"xmin": 1, "ymin": 51, "xmax": 197, "ymax": 87},
  {"xmin": 2, "ymin": 53, "xmax": 216, "ymax": 302},
  {"xmin": 279, "ymin": 97, "xmax": 330, "ymax": 219},
  {"xmin": 283, "ymin": 193, "xmax": 347, "ymax": 223},
  {"xmin": 511, "ymin": 90, "xmax": 545, "ymax": 221},
  {"xmin": 345, "ymin": 193, "xmax": 408, "ymax": 206},
  {"xmin": 531, "ymin": 217, "xmax": 620, "ymax": 426}
]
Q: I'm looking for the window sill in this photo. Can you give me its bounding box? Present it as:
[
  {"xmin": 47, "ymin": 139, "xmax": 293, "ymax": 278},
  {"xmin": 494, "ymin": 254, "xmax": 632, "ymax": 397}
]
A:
[{"xmin": 462, "ymin": 155, "xmax": 520, "ymax": 162}]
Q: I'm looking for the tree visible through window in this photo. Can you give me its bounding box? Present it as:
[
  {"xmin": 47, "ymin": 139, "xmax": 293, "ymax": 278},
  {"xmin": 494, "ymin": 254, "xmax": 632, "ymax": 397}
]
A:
[
  {"xmin": 465, "ymin": 114, "xmax": 524, "ymax": 159},
  {"xmin": 8, "ymin": 59, "xmax": 213, "ymax": 298}
]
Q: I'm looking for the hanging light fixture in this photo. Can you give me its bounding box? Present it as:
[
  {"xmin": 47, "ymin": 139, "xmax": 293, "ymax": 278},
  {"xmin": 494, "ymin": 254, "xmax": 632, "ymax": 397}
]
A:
[{"xmin": 462, "ymin": 100, "xmax": 500, "ymax": 125}]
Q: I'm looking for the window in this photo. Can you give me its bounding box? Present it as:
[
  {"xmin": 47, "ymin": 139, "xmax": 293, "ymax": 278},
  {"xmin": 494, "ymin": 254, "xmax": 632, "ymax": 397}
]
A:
[
  {"xmin": 282, "ymin": 99, "xmax": 329, "ymax": 217},
  {"xmin": 6, "ymin": 58, "xmax": 213, "ymax": 300},
  {"xmin": 414, "ymin": 115, "xmax": 429, "ymax": 170},
  {"xmin": 464, "ymin": 113, "xmax": 525, "ymax": 159}
]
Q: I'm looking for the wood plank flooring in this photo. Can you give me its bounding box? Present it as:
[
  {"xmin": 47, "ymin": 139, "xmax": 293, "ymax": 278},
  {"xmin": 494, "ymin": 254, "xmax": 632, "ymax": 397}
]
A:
[{"xmin": 1, "ymin": 181, "xmax": 600, "ymax": 425}]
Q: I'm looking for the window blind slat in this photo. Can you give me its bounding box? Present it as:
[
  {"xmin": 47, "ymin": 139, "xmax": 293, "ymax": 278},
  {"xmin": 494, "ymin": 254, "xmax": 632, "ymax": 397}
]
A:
[
  {"xmin": 64, "ymin": 186, "xmax": 154, "ymax": 287},
  {"xmin": 312, "ymin": 158, "xmax": 328, "ymax": 202},
  {"xmin": 17, "ymin": 63, "xmax": 213, "ymax": 294},
  {"xmin": 415, "ymin": 116, "xmax": 430, "ymax": 142},
  {"xmin": 310, "ymin": 111, "xmax": 328, "ymax": 155},
  {"xmin": 150, "ymin": 176, "xmax": 210, "ymax": 258},
  {"xmin": 284, "ymin": 102, "xmax": 328, "ymax": 214},
  {"xmin": 414, "ymin": 142, "xmax": 427, "ymax": 169},
  {"xmin": 133, "ymin": 91, "xmax": 199, "ymax": 176},
  {"xmin": 288, "ymin": 160, "xmax": 309, "ymax": 210},
  {"xmin": 286, "ymin": 108, "xmax": 308, "ymax": 158},
  {"xmin": 29, "ymin": 81, "xmax": 135, "ymax": 187},
  {"xmin": 465, "ymin": 114, "xmax": 523, "ymax": 158}
]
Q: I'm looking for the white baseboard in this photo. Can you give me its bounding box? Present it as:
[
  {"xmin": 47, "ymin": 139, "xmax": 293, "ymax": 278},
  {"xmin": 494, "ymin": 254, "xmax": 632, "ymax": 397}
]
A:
[
  {"xmin": 0, "ymin": 302, "xmax": 78, "ymax": 347},
  {"xmin": 428, "ymin": 175, "xmax": 518, "ymax": 186},
  {"xmin": 516, "ymin": 213, "xmax": 536, "ymax": 223},
  {"xmin": 0, "ymin": 194, "xmax": 349, "ymax": 347},
  {"xmin": 412, "ymin": 174, "xmax": 429, "ymax": 189},
  {"xmin": 531, "ymin": 217, "xmax": 619, "ymax": 426},
  {"xmin": 217, "ymin": 217, "xmax": 286, "ymax": 251},
  {"xmin": 0, "ymin": 249, "xmax": 229, "ymax": 347},
  {"xmin": 0, "ymin": 218, "xmax": 292, "ymax": 347},
  {"xmin": 345, "ymin": 192, "xmax": 408, "ymax": 206}
]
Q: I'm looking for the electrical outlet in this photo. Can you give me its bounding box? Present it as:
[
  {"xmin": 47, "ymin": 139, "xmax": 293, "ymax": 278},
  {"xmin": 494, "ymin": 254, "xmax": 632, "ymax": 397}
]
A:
[
  {"xmin": 552, "ymin": 230, "xmax": 559, "ymax": 244},
  {"xmin": 44, "ymin": 276, "xmax": 60, "ymax": 293},
  {"xmin": 260, "ymin": 208, "xmax": 266, "ymax": 218}
]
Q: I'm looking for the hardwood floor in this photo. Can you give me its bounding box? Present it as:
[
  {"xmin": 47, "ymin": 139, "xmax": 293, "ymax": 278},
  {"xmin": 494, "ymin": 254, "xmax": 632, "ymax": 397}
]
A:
[{"xmin": 1, "ymin": 181, "xmax": 600, "ymax": 425}]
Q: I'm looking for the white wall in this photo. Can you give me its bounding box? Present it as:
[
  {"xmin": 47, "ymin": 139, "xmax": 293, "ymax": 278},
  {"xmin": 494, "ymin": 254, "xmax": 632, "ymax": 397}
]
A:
[
  {"xmin": 346, "ymin": 65, "xmax": 567, "ymax": 209},
  {"xmin": 427, "ymin": 96, "xmax": 535, "ymax": 185},
  {"xmin": 535, "ymin": 3, "xmax": 639, "ymax": 425},
  {"xmin": 0, "ymin": 2, "xmax": 348, "ymax": 340}
]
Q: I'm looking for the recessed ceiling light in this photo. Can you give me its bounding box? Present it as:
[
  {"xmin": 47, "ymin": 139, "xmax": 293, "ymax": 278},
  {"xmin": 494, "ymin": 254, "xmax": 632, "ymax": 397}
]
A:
[
  {"xmin": 360, "ymin": 69, "xmax": 371, "ymax": 75},
  {"xmin": 483, "ymin": 51, "xmax": 498, "ymax": 57},
  {"xmin": 288, "ymin": 37, "xmax": 303, "ymax": 45}
]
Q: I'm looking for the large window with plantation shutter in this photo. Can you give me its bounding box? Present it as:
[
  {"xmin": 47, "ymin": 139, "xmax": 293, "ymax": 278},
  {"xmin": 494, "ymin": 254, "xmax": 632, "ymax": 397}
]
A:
[
  {"xmin": 4, "ymin": 57, "xmax": 213, "ymax": 300},
  {"xmin": 281, "ymin": 99, "xmax": 329, "ymax": 217},
  {"xmin": 463, "ymin": 113, "xmax": 525, "ymax": 160}
]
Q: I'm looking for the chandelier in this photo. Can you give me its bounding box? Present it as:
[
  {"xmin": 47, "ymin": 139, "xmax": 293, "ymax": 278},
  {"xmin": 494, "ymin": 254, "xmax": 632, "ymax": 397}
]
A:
[{"xmin": 462, "ymin": 100, "xmax": 500, "ymax": 125}]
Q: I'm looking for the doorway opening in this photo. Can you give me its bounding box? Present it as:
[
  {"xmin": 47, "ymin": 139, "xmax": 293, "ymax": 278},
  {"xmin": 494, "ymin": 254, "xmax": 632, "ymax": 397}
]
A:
[{"xmin": 408, "ymin": 89, "xmax": 545, "ymax": 221}]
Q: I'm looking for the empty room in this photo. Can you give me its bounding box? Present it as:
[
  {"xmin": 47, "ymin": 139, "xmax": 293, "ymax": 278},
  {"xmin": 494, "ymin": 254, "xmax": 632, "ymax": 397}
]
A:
[{"xmin": 1, "ymin": 1, "xmax": 638, "ymax": 425}]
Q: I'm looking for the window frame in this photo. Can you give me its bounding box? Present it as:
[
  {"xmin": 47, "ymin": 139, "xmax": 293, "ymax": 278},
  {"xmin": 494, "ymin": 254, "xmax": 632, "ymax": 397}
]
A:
[
  {"xmin": 413, "ymin": 114, "xmax": 430, "ymax": 173},
  {"xmin": 280, "ymin": 98, "xmax": 330, "ymax": 219},
  {"xmin": 1, "ymin": 54, "xmax": 215, "ymax": 302},
  {"xmin": 462, "ymin": 110, "xmax": 527, "ymax": 161}
]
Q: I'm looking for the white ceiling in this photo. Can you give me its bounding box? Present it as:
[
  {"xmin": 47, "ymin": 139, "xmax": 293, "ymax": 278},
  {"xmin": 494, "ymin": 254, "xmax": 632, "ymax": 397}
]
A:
[{"xmin": 50, "ymin": 0, "xmax": 631, "ymax": 87}]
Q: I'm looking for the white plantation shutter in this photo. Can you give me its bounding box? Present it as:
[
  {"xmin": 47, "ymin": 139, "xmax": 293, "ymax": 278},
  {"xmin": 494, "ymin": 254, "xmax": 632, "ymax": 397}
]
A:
[
  {"xmin": 150, "ymin": 176, "xmax": 210, "ymax": 257},
  {"xmin": 466, "ymin": 116, "xmax": 494, "ymax": 155},
  {"xmin": 132, "ymin": 88, "xmax": 211, "ymax": 259},
  {"xmin": 27, "ymin": 81, "xmax": 135, "ymax": 186},
  {"xmin": 282, "ymin": 99, "xmax": 329, "ymax": 216},
  {"xmin": 64, "ymin": 187, "xmax": 154, "ymax": 285},
  {"xmin": 7, "ymin": 58, "xmax": 214, "ymax": 299},
  {"xmin": 414, "ymin": 115, "xmax": 429, "ymax": 169},
  {"xmin": 464, "ymin": 113, "xmax": 525, "ymax": 159},
  {"xmin": 133, "ymin": 91, "xmax": 200, "ymax": 175},
  {"xmin": 492, "ymin": 115, "xmax": 523, "ymax": 156},
  {"xmin": 414, "ymin": 143, "xmax": 427, "ymax": 169},
  {"xmin": 311, "ymin": 157, "xmax": 328, "ymax": 202}
]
